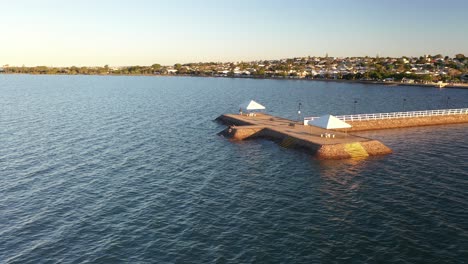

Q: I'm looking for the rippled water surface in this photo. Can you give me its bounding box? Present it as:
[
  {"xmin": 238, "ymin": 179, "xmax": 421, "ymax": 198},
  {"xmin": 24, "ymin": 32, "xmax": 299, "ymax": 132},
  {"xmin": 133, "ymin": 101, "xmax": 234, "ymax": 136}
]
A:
[{"xmin": 1, "ymin": 75, "xmax": 467, "ymax": 263}]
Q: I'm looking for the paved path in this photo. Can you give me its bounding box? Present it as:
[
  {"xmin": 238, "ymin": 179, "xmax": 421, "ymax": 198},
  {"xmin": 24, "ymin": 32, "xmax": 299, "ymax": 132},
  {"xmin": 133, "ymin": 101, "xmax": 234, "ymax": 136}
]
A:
[{"xmin": 224, "ymin": 113, "xmax": 369, "ymax": 145}]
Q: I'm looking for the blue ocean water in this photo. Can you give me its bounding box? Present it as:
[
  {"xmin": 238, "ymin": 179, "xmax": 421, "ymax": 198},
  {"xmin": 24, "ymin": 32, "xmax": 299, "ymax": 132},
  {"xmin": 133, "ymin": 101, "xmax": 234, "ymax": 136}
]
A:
[{"xmin": 1, "ymin": 75, "xmax": 467, "ymax": 263}]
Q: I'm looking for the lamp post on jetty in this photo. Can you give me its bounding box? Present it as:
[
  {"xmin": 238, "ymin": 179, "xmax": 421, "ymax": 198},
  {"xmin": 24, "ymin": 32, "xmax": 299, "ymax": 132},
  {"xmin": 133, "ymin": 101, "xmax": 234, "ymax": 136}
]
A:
[
  {"xmin": 353, "ymin": 100, "xmax": 358, "ymax": 114},
  {"xmin": 446, "ymin": 96, "xmax": 450, "ymax": 108},
  {"xmin": 297, "ymin": 102, "xmax": 302, "ymax": 122},
  {"xmin": 403, "ymin": 98, "xmax": 407, "ymax": 111}
]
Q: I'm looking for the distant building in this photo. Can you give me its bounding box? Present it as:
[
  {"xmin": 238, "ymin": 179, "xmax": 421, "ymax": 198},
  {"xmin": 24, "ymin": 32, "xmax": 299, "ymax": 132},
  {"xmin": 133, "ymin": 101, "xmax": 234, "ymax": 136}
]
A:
[
  {"xmin": 233, "ymin": 69, "xmax": 243, "ymax": 76},
  {"xmin": 401, "ymin": 77, "xmax": 415, "ymax": 84}
]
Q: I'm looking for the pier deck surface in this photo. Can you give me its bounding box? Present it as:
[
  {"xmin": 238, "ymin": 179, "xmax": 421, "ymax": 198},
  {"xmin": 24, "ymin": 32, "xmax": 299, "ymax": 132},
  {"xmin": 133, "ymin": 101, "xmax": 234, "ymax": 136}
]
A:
[{"xmin": 223, "ymin": 113, "xmax": 369, "ymax": 144}]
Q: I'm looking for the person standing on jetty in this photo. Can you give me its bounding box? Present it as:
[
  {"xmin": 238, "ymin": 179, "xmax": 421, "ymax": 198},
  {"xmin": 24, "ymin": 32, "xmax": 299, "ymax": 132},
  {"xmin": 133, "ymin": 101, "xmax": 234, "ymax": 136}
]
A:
[{"xmin": 239, "ymin": 108, "xmax": 243, "ymax": 115}]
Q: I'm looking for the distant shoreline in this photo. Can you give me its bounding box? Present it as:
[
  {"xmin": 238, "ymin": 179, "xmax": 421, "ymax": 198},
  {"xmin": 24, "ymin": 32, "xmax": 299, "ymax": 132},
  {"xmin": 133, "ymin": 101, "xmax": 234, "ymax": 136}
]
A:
[
  {"xmin": 1, "ymin": 72, "xmax": 468, "ymax": 89},
  {"xmin": 289, "ymin": 77, "xmax": 468, "ymax": 89}
]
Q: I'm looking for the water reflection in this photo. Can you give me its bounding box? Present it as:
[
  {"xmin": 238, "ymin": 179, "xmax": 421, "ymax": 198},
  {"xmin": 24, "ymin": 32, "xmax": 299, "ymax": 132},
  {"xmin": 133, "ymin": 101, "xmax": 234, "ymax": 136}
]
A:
[{"xmin": 317, "ymin": 158, "xmax": 368, "ymax": 187}]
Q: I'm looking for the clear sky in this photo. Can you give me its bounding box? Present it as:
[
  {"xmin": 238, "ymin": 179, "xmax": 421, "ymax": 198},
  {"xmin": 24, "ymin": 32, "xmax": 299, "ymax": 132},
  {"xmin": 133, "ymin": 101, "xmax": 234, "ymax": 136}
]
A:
[{"xmin": 1, "ymin": 0, "xmax": 467, "ymax": 66}]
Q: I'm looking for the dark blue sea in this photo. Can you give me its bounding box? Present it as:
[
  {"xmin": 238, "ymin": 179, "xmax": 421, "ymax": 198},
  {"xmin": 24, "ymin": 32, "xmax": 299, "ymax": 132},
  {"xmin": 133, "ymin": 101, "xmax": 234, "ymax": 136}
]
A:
[{"xmin": 1, "ymin": 75, "xmax": 467, "ymax": 263}]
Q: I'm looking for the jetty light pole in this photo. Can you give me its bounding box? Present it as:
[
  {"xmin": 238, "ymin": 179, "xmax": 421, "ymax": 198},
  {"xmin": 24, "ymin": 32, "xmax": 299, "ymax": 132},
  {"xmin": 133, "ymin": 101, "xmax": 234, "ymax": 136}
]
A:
[
  {"xmin": 403, "ymin": 98, "xmax": 406, "ymax": 111},
  {"xmin": 297, "ymin": 102, "xmax": 302, "ymax": 122},
  {"xmin": 446, "ymin": 96, "xmax": 450, "ymax": 108},
  {"xmin": 353, "ymin": 100, "xmax": 358, "ymax": 114}
]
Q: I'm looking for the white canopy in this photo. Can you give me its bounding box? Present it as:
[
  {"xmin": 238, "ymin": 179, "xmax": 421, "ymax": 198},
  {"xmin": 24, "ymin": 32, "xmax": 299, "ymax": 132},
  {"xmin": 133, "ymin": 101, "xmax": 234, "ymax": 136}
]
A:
[
  {"xmin": 308, "ymin": 114, "xmax": 352, "ymax": 129},
  {"xmin": 239, "ymin": 100, "xmax": 266, "ymax": 110}
]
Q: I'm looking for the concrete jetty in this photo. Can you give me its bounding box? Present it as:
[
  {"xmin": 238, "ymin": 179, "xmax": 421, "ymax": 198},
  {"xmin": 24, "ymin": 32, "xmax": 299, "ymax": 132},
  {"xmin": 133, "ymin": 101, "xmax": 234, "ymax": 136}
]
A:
[
  {"xmin": 336, "ymin": 114, "xmax": 468, "ymax": 132},
  {"xmin": 216, "ymin": 113, "xmax": 392, "ymax": 159},
  {"xmin": 306, "ymin": 108, "xmax": 468, "ymax": 132}
]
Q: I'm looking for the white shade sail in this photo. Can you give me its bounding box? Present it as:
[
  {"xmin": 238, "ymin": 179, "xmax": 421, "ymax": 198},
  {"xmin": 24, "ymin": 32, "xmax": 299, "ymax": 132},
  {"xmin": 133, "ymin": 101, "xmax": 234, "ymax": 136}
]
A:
[
  {"xmin": 308, "ymin": 114, "xmax": 352, "ymax": 129},
  {"xmin": 239, "ymin": 100, "xmax": 266, "ymax": 110}
]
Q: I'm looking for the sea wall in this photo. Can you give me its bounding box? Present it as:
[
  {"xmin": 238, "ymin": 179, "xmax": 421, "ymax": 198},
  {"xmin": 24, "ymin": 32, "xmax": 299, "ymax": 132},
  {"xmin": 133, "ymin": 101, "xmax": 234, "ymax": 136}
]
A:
[
  {"xmin": 219, "ymin": 126, "xmax": 265, "ymax": 140},
  {"xmin": 215, "ymin": 114, "xmax": 254, "ymax": 126},
  {"xmin": 336, "ymin": 114, "xmax": 468, "ymax": 132},
  {"xmin": 315, "ymin": 140, "xmax": 392, "ymax": 159},
  {"xmin": 216, "ymin": 115, "xmax": 266, "ymax": 140},
  {"xmin": 219, "ymin": 124, "xmax": 392, "ymax": 159},
  {"xmin": 257, "ymin": 128, "xmax": 392, "ymax": 159}
]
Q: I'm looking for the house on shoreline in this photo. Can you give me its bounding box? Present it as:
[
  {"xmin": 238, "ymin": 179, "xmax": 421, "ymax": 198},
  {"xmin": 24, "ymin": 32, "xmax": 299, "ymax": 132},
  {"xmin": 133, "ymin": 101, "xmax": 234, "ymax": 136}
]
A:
[{"xmin": 1, "ymin": 54, "xmax": 466, "ymax": 83}]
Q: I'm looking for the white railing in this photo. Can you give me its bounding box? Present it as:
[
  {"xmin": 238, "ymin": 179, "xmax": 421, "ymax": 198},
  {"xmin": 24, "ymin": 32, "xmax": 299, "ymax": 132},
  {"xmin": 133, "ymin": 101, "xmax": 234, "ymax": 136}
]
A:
[{"xmin": 304, "ymin": 108, "xmax": 468, "ymax": 123}]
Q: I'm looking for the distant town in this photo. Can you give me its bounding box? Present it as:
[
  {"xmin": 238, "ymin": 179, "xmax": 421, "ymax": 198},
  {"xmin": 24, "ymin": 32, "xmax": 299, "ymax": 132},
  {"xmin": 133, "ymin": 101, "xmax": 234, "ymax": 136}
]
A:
[{"xmin": 1, "ymin": 54, "xmax": 467, "ymax": 85}]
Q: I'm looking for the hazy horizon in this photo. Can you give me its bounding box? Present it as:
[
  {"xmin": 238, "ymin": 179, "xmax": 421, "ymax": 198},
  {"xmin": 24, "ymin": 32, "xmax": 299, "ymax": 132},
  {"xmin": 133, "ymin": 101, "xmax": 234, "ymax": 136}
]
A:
[
  {"xmin": 1, "ymin": 52, "xmax": 467, "ymax": 68},
  {"xmin": 1, "ymin": 0, "xmax": 467, "ymax": 67}
]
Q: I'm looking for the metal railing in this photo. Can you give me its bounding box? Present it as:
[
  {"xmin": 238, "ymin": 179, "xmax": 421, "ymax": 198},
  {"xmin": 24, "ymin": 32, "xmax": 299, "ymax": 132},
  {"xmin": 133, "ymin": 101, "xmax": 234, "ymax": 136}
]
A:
[{"xmin": 304, "ymin": 108, "xmax": 468, "ymax": 123}]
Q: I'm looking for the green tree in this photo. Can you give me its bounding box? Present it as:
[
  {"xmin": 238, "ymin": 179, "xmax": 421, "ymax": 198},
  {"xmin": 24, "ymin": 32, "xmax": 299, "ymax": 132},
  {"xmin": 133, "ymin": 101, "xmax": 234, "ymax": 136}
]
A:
[
  {"xmin": 98, "ymin": 67, "xmax": 108, "ymax": 75},
  {"xmin": 178, "ymin": 67, "xmax": 187, "ymax": 74},
  {"xmin": 256, "ymin": 68, "xmax": 265, "ymax": 76},
  {"xmin": 35, "ymin": 66, "xmax": 48, "ymax": 74},
  {"xmin": 416, "ymin": 56, "xmax": 426, "ymax": 64},
  {"xmin": 419, "ymin": 74, "xmax": 433, "ymax": 83},
  {"xmin": 151, "ymin": 63, "xmax": 161, "ymax": 72},
  {"xmin": 455, "ymin": 54, "xmax": 465, "ymax": 60},
  {"xmin": 80, "ymin": 67, "xmax": 89, "ymax": 74},
  {"xmin": 369, "ymin": 71, "xmax": 382, "ymax": 80},
  {"xmin": 448, "ymin": 68, "xmax": 462, "ymax": 79}
]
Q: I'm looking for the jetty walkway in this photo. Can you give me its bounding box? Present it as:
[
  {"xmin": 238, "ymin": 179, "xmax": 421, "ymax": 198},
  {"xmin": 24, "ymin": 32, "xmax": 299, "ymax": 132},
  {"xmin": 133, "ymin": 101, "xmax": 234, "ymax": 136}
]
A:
[
  {"xmin": 305, "ymin": 108, "xmax": 468, "ymax": 132},
  {"xmin": 217, "ymin": 113, "xmax": 391, "ymax": 159},
  {"xmin": 217, "ymin": 108, "xmax": 468, "ymax": 159}
]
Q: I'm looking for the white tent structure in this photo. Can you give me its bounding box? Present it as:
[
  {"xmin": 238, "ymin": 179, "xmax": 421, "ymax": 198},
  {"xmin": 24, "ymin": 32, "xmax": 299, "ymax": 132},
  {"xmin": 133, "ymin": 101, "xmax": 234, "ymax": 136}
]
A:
[
  {"xmin": 239, "ymin": 100, "xmax": 266, "ymax": 111},
  {"xmin": 307, "ymin": 114, "xmax": 351, "ymax": 129}
]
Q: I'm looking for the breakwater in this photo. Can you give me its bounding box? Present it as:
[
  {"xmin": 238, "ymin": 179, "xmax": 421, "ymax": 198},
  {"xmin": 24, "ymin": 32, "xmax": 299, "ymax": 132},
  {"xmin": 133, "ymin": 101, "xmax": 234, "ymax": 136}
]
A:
[
  {"xmin": 342, "ymin": 115, "xmax": 468, "ymax": 132},
  {"xmin": 216, "ymin": 113, "xmax": 392, "ymax": 159},
  {"xmin": 319, "ymin": 108, "xmax": 468, "ymax": 132}
]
